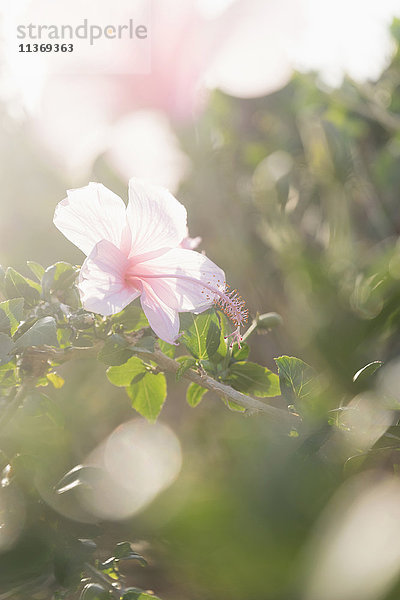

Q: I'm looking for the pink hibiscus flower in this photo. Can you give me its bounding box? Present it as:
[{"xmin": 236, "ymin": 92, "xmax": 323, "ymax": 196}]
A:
[{"xmin": 54, "ymin": 179, "xmax": 247, "ymax": 344}]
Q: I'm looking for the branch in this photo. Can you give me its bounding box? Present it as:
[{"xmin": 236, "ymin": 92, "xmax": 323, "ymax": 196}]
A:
[
  {"xmin": 35, "ymin": 342, "xmax": 300, "ymax": 426},
  {"xmin": 140, "ymin": 348, "xmax": 299, "ymax": 425}
]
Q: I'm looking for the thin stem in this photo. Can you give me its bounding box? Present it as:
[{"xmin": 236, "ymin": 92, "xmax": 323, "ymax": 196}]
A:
[{"xmin": 241, "ymin": 319, "xmax": 258, "ymax": 343}]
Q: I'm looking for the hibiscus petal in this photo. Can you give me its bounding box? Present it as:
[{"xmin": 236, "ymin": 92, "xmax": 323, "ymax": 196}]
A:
[
  {"xmin": 140, "ymin": 282, "xmax": 180, "ymax": 344},
  {"xmin": 54, "ymin": 182, "xmax": 129, "ymax": 256},
  {"xmin": 78, "ymin": 239, "xmax": 140, "ymax": 315},
  {"xmin": 127, "ymin": 178, "xmax": 187, "ymax": 256},
  {"xmin": 133, "ymin": 247, "xmax": 226, "ymax": 312}
]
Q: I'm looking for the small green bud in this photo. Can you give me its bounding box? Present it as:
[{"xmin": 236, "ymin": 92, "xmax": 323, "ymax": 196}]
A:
[{"xmin": 256, "ymin": 312, "xmax": 283, "ymax": 330}]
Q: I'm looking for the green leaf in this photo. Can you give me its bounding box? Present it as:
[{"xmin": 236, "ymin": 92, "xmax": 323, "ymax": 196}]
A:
[
  {"xmin": 127, "ymin": 372, "xmax": 167, "ymax": 422},
  {"xmin": 27, "ymin": 261, "xmax": 45, "ymax": 282},
  {"xmin": 0, "ymin": 298, "xmax": 24, "ymax": 335},
  {"xmin": 114, "ymin": 542, "xmax": 147, "ymax": 565},
  {"xmin": 231, "ymin": 342, "xmax": 250, "ymax": 361},
  {"xmin": 213, "ymin": 311, "xmax": 229, "ymax": 362},
  {"xmin": 0, "ymin": 362, "xmax": 17, "ymax": 388},
  {"xmin": 353, "ymin": 361, "xmax": 383, "ymax": 383},
  {"xmin": 14, "ymin": 317, "xmax": 58, "ymax": 350},
  {"xmin": 223, "ymin": 398, "xmax": 246, "ymax": 412},
  {"xmin": 158, "ymin": 339, "xmax": 176, "ymax": 358},
  {"xmin": 226, "ymin": 361, "xmax": 280, "ymax": 397},
  {"xmin": 176, "ymin": 357, "xmax": 197, "ymax": 382},
  {"xmin": 206, "ymin": 320, "xmax": 221, "ymax": 358},
  {"xmin": 42, "ymin": 262, "xmax": 77, "ymax": 299},
  {"xmin": 186, "ymin": 382, "xmax": 207, "ymax": 407},
  {"xmin": 111, "ymin": 303, "xmax": 148, "ymax": 332},
  {"xmin": 0, "ymin": 333, "xmax": 15, "ymax": 366},
  {"xmin": 57, "ymin": 327, "xmax": 73, "ymax": 348},
  {"xmin": 4, "ymin": 267, "xmax": 41, "ymax": 307},
  {"xmin": 46, "ymin": 372, "xmax": 65, "ymax": 388},
  {"xmin": 98, "ymin": 334, "xmax": 133, "ymax": 366},
  {"xmin": 181, "ymin": 310, "xmax": 221, "ymax": 360},
  {"xmin": 107, "ymin": 356, "xmax": 147, "ymax": 387},
  {"xmin": 274, "ymin": 355, "xmax": 317, "ymax": 405},
  {"xmin": 130, "ymin": 335, "xmax": 155, "ymax": 354}
]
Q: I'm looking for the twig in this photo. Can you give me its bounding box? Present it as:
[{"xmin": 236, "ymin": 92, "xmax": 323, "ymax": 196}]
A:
[
  {"xmin": 28, "ymin": 342, "xmax": 300, "ymax": 426},
  {"xmin": 141, "ymin": 348, "xmax": 299, "ymax": 425},
  {"xmin": 241, "ymin": 320, "xmax": 258, "ymax": 343}
]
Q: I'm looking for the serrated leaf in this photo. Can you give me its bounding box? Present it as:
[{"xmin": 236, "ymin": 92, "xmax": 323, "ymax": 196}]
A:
[
  {"xmin": 111, "ymin": 303, "xmax": 148, "ymax": 332},
  {"xmin": 181, "ymin": 310, "xmax": 221, "ymax": 360},
  {"xmin": 4, "ymin": 267, "xmax": 41, "ymax": 307},
  {"xmin": 176, "ymin": 357, "xmax": 197, "ymax": 382},
  {"xmin": 186, "ymin": 382, "xmax": 207, "ymax": 407},
  {"xmin": 98, "ymin": 334, "xmax": 133, "ymax": 366},
  {"xmin": 274, "ymin": 355, "xmax": 317, "ymax": 405},
  {"xmin": 353, "ymin": 361, "xmax": 383, "ymax": 383},
  {"xmin": 127, "ymin": 372, "xmax": 167, "ymax": 422},
  {"xmin": 226, "ymin": 361, "xmax": 280, "ymax": 397},
  {"xmin": 107, "ymin": 356, "xmax": 147, "ymax": 387},
  {"xmin": 0, "ymin": 333, "xmax": 15, "ymax": 366},
  {"xmin": 0, "ymin": 298, "xmax": 24, "ymax": 336},
  {"xmin": 14, "ymin": 317, "xmax": 58, "ymax": 350},
  {"xmin": 27, "ymin": 261, "xmax": 45, "ymax": 282}
]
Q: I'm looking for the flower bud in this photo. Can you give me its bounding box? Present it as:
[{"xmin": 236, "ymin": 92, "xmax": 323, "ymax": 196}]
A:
[{"xmin": 256, "ymin": 312, "xmax": 283, "ymax": 330}]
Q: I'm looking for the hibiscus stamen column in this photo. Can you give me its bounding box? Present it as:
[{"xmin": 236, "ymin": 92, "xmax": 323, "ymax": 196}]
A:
[{"xmin": 127, "ymin": 270, "xmax": 248, "ymax": 346}]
